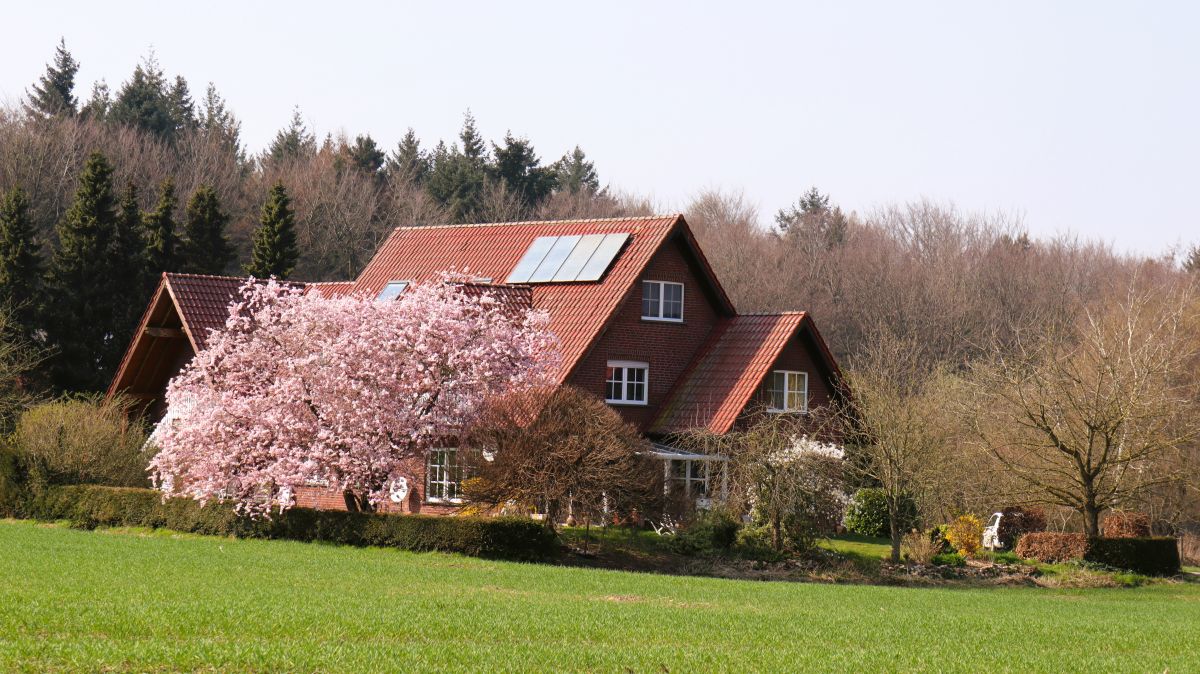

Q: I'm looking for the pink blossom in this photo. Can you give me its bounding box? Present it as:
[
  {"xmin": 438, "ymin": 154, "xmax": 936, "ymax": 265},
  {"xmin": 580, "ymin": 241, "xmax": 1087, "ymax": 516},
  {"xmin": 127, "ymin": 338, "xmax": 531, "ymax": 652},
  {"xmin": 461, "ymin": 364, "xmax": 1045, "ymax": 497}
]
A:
[{"xmin": 149, "ymin": 276, "xmax": 559, "ymax": 515}]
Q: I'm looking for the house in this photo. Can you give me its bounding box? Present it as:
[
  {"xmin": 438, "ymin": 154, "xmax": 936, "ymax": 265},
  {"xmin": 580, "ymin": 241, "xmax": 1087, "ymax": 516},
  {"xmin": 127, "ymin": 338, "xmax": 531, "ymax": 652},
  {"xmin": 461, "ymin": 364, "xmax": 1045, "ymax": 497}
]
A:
[{"xmin": 109, "ymin": 214, "xmax": 846, "ymax": 513}]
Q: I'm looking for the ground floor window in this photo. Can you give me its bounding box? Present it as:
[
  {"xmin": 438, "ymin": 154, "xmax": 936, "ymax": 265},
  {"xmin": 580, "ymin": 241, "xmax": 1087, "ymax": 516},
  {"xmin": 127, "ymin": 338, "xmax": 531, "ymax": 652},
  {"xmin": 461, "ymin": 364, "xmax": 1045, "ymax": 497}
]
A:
[
  {"xmin": 426, "ymin": 447, "xmax": 463, "ymax": 503},
  {"xmin": 669, "ymin": 459, "xmax": 709, "ymax": 498}
]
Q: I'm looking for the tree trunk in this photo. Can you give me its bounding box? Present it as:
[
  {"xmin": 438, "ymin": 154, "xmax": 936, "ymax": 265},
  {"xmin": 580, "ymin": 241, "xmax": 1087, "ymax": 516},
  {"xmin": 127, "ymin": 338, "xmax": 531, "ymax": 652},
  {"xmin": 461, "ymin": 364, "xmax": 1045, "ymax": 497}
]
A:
[
  {"xmin": 888, "ymin": 502, "xmax": 902, "ymax": 563},
  {"xmin": 1083, "ymin": 501, "xmax": 1101, "ymax": 538},
  {"xmin": 772, "ymin": 517, "xmax": 783, "ymax": 552}
]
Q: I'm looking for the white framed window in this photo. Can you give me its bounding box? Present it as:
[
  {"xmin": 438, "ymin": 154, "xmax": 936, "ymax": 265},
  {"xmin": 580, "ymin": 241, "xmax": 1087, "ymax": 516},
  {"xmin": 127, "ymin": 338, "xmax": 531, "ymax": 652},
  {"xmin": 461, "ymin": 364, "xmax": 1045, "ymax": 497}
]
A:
[
  {"xmin": 377, "ymin": 280, "xmax": 410, "ymax": 301},
  {"xmin": 641, "ymin": 281, "xmax": 684, "ymax": 322},
  {"xmin": 766, "ymin": 370, "xmax": 808, "ymax": 413},
  {"xmin": 425, "ymin": 447, "xmax": 463, "ymax": 503},
  {"xmin": 605, "ymin": 360, "xmax": 648, "ymax": 405},
  {"xmin": 669, "ymin": 459, "xmax": 709, "ymax": 498}
]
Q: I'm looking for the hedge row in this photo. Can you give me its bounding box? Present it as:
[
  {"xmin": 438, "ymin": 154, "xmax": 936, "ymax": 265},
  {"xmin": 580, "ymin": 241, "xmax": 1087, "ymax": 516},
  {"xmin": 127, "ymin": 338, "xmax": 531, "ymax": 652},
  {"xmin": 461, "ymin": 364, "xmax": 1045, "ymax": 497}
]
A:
[
  {"xmin": 24, "ymin": 485, "xmax": 560, "ymax": 562},
  {"xmin": 1014, "ymin": 531, "xmax": 1180, "ymax": 576}
]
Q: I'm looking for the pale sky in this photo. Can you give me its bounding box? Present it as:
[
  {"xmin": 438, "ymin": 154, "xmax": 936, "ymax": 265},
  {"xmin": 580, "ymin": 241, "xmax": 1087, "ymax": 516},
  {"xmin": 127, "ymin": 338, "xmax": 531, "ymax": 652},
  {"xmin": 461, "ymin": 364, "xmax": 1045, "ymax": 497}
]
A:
[{"xmin": 2, "ymin": 1, "xmax": 1196, "ymax": 255}]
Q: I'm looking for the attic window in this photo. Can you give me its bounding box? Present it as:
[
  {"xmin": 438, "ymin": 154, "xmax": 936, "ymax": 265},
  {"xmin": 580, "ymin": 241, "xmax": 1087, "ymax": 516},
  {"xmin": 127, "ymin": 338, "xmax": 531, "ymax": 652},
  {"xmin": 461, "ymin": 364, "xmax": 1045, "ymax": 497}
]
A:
[
  {"xmin": 765, "ymin": 370, "xmax": 808, "ymax": 413},
  {"xmin": 642, "ymin": 281, "xmax": 683, "ymax": 321},
  {"xmin": 506, "ymin": 233, "xmax": 629, "ymax": 283},
  {"xmin": 377, "ymin": 281, "xmax": 409, "ymax": 301}
]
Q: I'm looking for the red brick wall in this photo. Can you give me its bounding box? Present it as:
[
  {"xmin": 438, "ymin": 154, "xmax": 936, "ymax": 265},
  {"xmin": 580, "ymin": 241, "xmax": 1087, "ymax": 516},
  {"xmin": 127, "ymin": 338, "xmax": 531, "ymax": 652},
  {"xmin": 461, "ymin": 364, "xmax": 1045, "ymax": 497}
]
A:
[
  {"xmin": 292, "ymin": 452, "xmax": 457, "ymax": 515},
  {"xmin": 567, "ymin": 234, "xmax": 725, "ymax": 431},
  {"xmin": 740, "ymin": 327, "xmax": 840, "ymax": 439}
]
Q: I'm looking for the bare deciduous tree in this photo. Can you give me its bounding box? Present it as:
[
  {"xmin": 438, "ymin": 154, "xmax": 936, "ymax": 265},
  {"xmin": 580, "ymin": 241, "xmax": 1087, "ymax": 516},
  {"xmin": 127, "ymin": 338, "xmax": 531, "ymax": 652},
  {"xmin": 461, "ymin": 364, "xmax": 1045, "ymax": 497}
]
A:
[
  {"xmin": 962, "ymin": 287, "xmax": 1200, "ymax": 536},
  {"xmin": 461, "ymin": 386, "xmax": 661, "ymax": 529}
]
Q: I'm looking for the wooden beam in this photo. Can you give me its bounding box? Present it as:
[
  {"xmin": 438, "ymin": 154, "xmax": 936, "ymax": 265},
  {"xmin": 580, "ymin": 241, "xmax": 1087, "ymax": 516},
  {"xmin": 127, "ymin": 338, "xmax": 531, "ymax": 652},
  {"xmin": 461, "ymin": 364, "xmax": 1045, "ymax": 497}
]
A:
[{"xmin": 144, "ymin": 326, "xmax": 185, "ymax": 339}]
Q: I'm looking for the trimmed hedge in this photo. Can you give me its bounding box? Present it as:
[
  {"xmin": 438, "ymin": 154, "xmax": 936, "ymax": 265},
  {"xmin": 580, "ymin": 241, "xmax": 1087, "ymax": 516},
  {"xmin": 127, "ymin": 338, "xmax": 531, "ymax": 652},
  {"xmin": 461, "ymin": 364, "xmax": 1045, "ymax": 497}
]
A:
[
  {"xmin": 1014, "ymin": 531, "xmax": 1180, "ymax": 576},
  {"xmin": 26, "ymin": 485, "xmax": 560, "ymax": 562},
  {"xmin": 1085, "ymin": 538, "xmax": 1180, "ymax": 576},
  {"xmin": 843, "ymin": 488, "xmax": 918, "ymax": 539},
  {"xmin": 996, "ymin": 506, "xmax": 1046, "ymax": 549}
]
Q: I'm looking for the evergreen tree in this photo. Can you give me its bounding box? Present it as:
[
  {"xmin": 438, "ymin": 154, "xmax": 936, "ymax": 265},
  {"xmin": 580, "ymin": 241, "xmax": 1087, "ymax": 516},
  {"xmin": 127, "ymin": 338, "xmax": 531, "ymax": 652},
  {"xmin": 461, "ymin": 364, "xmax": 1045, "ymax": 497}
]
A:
[
  {"xmin": 492, "ymin": 133, "xmax": 556, "ymax": 208},
  {"xmin": 0, "ymin": 187, "xmax": 43, "ymax": 341},
  {"xmin": 387, "ymin": 128, "xmax": 429, "ymax": 184},
  {"xmin": 346, "ymin": 134, "xmax": 386, "ymax": 176},
  {"xmin": 179, "ymin": 185, "xmax": 233, "ymax": 275},
  {"xmin": 775, "ymin": 186, "xmax": 848, "ymax": 247},
  {"xmin": 200, "ymin": 83, "xmax": 243, "ymax": 157},
  {"xmin": 426, "ymin": 113, "xmax": 490, "ymax": 222},
  {"xmin": 24, "ymin": 38, "xmax": 79, "ymax": 119},
  {"xmin": 110, "ymin": 53, "xmax": 175, "ymax": 139},
  {"xmin": 167, "ymin": 75, "xmax": 197, "ymax": 134},
  {"xmin": 111, "ymin": 182, "xmax": 149, "ymax": 336},
  {"xmin": 46, "ymin": 152, "xmax": 119, "ymax": 391},
  {"xmin": 245, "ymin": 183, "xmax": 299, "ymax": 279},
  {"xmin": 552, "ymin": 146, "xmax": 600, "ymax": 194},
  {"xmin": 142, "ymin": 179, "xmax": 180, "ymax": 276},
  {"xmin": 265, "ymin": 107, "xmax": 316, "ymax": 163},
  {"xmin": 80, "ymin": 80, "xmax": 111, "ymax": 121},
  {"xmin": 1184, "ymin": 245, "xmax": 1200, "ymax": 274}
]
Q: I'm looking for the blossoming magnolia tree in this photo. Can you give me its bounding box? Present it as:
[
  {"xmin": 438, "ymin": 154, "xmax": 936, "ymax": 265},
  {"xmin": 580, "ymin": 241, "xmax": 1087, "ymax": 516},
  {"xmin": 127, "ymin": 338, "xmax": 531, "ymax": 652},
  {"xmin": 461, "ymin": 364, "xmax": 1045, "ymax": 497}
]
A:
[{"xmin": 149, "ymin": 277, "xmax": 559, "ymax": 515}]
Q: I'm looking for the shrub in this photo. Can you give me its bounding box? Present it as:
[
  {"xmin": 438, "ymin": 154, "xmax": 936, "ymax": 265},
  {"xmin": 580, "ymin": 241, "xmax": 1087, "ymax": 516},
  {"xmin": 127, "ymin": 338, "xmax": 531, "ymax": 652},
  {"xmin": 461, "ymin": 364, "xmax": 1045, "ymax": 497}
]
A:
[
  {"xmin": 929, "ymin": 524, "xmax": 956, "ymax": 554},
  {"xmin": 1015, "ymin": 532, "xmax": 1089, "ymax": 563},
  {"xmin": 931, "ymin": 552, "xmax": 966, "ymax": 567},
  {"xmin": 732, "ymin": 526, "xmax": 785, "ymax": 562},
  {"xmin": 843, "ymin": 488, "xmax": 917, "ymax": 539},
  {"xmin": 25, "ymin": 485, "xmax": 560, "ymax": 561},
  {"xmin": 996, "ymin": 506, "xmax": 1046, "ymax": 549},
  {"xmin": 901, "ymin": 530, "xmax": 942, "ymax": 565},
  {"xmin": 12, "ymin": 396, "xmax": 150, "ymax": 488},
  {"xmin": 1181, "ymin": 533, "xmax": 1200, "ymax": 567},
  {"xmin": 1085, "ymin": 538, "xmax": 1180, "ymax": 576},
  {"xmin": 945, "ymin": 514, "xmax": 984, "ymax": 558},
  {"xmin": 669, "ymin": 508, "xmax": 740, "ymax": 555},
  {"xmin": 1102, "ymin": 511, "xmax": 1151, "ymax": 538},
  {"xmin": 0, "ymin": 443, "xmax": 25, "ymax": 516}
]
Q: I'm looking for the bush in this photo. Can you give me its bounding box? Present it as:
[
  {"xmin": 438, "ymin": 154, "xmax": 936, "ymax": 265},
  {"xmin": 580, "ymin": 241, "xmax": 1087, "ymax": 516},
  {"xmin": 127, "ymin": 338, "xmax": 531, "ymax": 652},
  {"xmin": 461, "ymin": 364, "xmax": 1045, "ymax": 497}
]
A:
[
  {"xmin": 732, "ymin": 526, "xmax": 785, "ymax": 562},
  {"xmin": 12, "ymin": 396, "xmax": 150, "ymax": 488},
  {"xmin": 0, "ymin": 443, "xmax": 25, "ymax": 516},
  {"xmin": 931, "ymin": 552, "xmax": 966, "ymax": 567},
  {"xmin": 996, "ymin": 506, "xmax": 1046, "ymax": 549},
  {"xmin": 1102, "ymin": 511, "xmax": 1151, "ymax": 538},
  {"xmin": 25, "ymin": 485, "xmax": 560, "ymax": 561},
  {"xmin": 929, "ymin": 524, "xmax": 956, "ymax": 554},
  {"xmin": 945, "ymin": 514, "xmax": 984, "ymax": 558},
  {"xmin": 669, "ymin": 508, "xmax": 740, "ymax": 555},
  {"xmin": 1015, "ymin": 532, "xmax": 1089, "ymax": 563},
  {"xmin": 843, "ymin": 488, "xmax": 917, "ymax": 539},
  {"xmin": 1085, "ymin": 538, "xmax": 1180, "ymax": 576},
  {"xmin": 901, "ymin": 530, "xmax": 942, "ymax": 565}
]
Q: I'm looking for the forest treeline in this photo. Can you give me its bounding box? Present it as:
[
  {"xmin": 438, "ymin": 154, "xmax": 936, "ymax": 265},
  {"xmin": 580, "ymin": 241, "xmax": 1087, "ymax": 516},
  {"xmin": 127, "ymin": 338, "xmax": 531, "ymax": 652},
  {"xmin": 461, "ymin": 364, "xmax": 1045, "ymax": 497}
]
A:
[{"xmin": 0, "ymin": 40, "xmax": 1191, "ymax": 382}]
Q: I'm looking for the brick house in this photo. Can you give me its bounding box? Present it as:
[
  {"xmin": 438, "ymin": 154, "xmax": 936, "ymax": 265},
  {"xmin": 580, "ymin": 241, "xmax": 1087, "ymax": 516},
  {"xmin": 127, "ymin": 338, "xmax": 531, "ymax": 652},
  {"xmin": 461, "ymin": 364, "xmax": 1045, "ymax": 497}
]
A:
[{"xmin": 109, "ymin": 214, "xmax": 846, "ymax": 514}]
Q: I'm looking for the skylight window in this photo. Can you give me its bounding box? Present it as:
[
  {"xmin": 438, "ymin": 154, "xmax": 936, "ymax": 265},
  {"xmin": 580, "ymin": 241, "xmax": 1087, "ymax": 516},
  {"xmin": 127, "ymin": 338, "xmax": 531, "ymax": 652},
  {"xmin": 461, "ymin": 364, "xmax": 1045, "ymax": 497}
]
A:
[
  {"xmin": 506, "ymin": 232, "xmax": 629, "ymax": 284},
  {"xmin": 377, "ymin": 281, "xmax": 409, "ymax": 301}
]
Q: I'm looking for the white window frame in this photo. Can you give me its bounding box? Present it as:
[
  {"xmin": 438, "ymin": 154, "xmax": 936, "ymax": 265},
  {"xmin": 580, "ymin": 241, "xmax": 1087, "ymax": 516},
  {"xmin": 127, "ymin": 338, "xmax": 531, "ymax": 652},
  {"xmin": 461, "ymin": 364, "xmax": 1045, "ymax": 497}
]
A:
[
  {"xmin": 377, "ymin": 280, "xmax": 411, "ymax": 302},
  {"xmin": 668, "ymin": 459, "xmax": 710, "ymax": 500},
  {"xmin": 766, "ymin": 370, "xmax": 809, "ymax": 414},
  {"xmin": 425, "ymin": 447, "xmax": 464, "ymax": 504},
  {"xmin": 641, "ymin": 280, "xmax": 684, "ymax": 322},
  {"xmin": 605, "ymin": 360, "xmax": 649, "ymax": 405}
]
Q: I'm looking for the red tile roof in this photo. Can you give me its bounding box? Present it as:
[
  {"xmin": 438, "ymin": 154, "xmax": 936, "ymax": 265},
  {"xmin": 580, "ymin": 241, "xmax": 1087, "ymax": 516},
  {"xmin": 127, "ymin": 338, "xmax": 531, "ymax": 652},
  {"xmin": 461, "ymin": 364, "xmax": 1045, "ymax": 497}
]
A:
[
  {"xmin": 650, "ymin": 313, "xmax": 810, "ymax": 435},
  {"xmin": 350, "ymin": 215, "xmax": 727, "ymax": 382},
  {"xmin": 163, "ymin": 274, "xmax": 250, "ymax": 351}
]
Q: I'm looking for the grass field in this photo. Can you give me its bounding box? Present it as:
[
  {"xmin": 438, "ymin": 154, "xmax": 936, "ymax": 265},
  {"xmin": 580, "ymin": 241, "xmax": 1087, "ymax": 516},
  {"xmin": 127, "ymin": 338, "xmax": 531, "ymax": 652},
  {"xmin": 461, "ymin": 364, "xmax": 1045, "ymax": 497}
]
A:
[{"xmin": 2, "ymin": 520, "xmax": 1198, "ymax": 672}]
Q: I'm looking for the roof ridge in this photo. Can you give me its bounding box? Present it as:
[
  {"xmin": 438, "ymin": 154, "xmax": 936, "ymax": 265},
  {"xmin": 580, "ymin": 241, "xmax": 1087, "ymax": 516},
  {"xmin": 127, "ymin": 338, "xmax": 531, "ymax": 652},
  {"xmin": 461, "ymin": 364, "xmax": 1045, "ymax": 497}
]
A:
[
  {"xmin": 391, "ymin": 214, "xmax": 682, "ymax": 232},
  {"xmin": 163, "ymin": 272, "xmax": 252, "ymax": 281},
  {"xmin": 738, "ymin": 311, "xmax": 809, "ymax": 317}
]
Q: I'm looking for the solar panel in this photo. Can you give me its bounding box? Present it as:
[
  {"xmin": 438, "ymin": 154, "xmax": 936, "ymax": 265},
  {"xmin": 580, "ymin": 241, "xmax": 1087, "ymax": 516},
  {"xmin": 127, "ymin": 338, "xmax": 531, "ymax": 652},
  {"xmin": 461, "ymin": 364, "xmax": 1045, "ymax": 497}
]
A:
[
  {"xmin": 575, "ymin": 233, "xmax": 629, "ymax": 281},
  {"xmin": 505, "ymin": 236, "xmax": 557, "ymax": 283},
  {"xmin": 552, "ymin": 233, "xmax": 606, "ymax": 281},
  {"xmin": 527, "ymin": 235, "xmax": 581, "ymax": 282},
  {"xmin": 377, "ymin": 281, "xmax": 409, "ymax": 301}
]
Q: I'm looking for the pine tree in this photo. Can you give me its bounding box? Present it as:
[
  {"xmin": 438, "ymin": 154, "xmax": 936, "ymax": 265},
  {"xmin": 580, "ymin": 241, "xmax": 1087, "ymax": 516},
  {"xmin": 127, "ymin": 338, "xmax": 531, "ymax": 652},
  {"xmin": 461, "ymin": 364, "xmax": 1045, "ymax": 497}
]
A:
[
  {"xmin": 426, "ymin": 113, "xmax": 490, "ymax": 222},
  {"xmin": 24, "ymin": 38, "xmax": 80, "ymax": 119},
  {"xmin": 110, "ymin": 53, "xmax": 175, "ymax": 139},
  {"xmin": 245, "ymin": 183, "xmax": 299, "ymax": 279},
  {"xmin": 46, "ymin": 152, "xmax": 119, "ymax": 391},
  {"xmin": 346, "ymin": 134, "xmax": 386, "ymax": 176},
  {"xmin": 112, "ymin": 182, "xmax": 149, "ymax": 336},
  {"xmin": 492, "ymin": 133, "xmax": 556, "ymax": 207},
  {"xmin": 552, "ymin": 146, "xmax": 600, "ymax": 194},
  {"xmin": 80, "ymin": 80, "xmax": 111, "ymax": 121},
  {"xmin": 265, "ymin": 107, "xmax": 316, "ymax": 163},
  {"xmin": 179, "ymin": 185, "xmax": 233, "ymax": 275},
  {"xmin": 142, "ymin": 179, "xmax": 180, "ymax": 276},
  {"xmin": 199, "ymin": 83, "xmax": 243, "ymax": 157},
  {"xmin": 775, "ymin": 187, "xmax": 848, "ymax": 248},
  {"xmin": 1184, "ymin": 245, "xmax": 1200, "ymax": 274},
  {"xmin": 167, "ymin": 75, "xmax": 197, "ymax": 134},
  {"xmin": 0, "ymin": 187, "xmax": 43, "ymax": 341},
  {"xmin": 459, "ymin": 110, "xmax": 487, "ymax": 164},
  {"xmin": 387, "ymin": 128, "xmax": 429, "ymax": 184}
]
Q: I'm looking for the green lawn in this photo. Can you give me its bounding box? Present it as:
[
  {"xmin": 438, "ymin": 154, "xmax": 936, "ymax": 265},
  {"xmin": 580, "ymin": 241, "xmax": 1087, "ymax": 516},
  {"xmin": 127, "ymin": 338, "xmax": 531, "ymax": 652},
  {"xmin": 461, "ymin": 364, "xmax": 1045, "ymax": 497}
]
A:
[{"xmin": 2, "ymin": 520, "xmax": 1199, "ymax": 672}]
